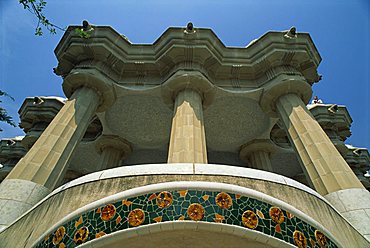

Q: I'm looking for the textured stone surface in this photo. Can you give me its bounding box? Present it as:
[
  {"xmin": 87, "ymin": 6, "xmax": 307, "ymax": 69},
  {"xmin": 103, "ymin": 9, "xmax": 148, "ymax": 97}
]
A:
[
  {"xmin": 325, "ymin": 188, "xmax": 370, "ymax": 238},
  {"xmin": 95, "ymin": 135, "xmax": 132, "ymax": 170},
  {"xmin": 0, "ymin": 173, "xmax": 368, "ymax": 247},
  {"xmin": 0, "ymin": 179, "xmax": 49, "ymax": 229},
  {"xmin": 276, "ymin": 93, "xmax": 363, "ymax": 195},
  {"xmin": 168, "ymin": 89, "xmax": 207, "ymax": 163},
  {"xmin": 6, "ymin": 87, "xmax": 100, "ymax": 189}
]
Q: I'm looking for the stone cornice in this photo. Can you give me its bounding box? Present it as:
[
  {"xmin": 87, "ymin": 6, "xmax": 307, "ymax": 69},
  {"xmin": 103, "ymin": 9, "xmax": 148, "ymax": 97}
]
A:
[
  {"xmin": 308, "ymin": 104, "xmax": 352, "ymax": 140},
  {"xmin": 18, "ymin": 97, "xmax": 65, "ymax": 131},
  {"xmin": 54, "ymin": 26, "xmax": 321, "ymax": 89}
]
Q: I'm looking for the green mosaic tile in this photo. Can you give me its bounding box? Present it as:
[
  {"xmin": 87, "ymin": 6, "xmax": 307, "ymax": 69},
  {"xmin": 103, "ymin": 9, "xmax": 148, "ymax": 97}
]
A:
[{"xmin": 34, "ymin": 190, "xmax": 338, "ymax": 248}]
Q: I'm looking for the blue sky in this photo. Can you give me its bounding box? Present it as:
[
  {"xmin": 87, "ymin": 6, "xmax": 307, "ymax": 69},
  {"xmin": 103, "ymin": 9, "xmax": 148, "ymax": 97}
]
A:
[{"xmin": 0, "ymin": 0, "xmax": 369, "ymax": 148}]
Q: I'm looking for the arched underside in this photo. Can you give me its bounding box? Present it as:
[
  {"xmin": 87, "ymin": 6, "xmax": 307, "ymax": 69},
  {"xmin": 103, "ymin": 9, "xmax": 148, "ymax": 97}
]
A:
[{"xmin": 81, "ymin": 222, "xmax": 294, "ymax": 248}]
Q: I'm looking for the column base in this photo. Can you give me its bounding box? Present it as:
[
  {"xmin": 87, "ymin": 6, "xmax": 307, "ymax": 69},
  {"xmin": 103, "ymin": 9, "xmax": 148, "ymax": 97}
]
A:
[
  {"xmin": 0, "ymin": 179, "xmax": 49, "ymax": 231},
  {"xmin": 325, "ymin": 188, "xmax": 370, "ymax": 241}
]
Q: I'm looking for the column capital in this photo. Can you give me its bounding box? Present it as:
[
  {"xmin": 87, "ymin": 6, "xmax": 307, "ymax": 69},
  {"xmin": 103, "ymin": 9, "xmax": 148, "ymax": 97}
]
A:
[
  {"xmin": 63, "ymin": 68, "xmax": 116, "ymax": 112},
  {"xmin": 161, "ymin": 70, "xmax": 216, "ymax": 108},
  {"xmin": 95, "ymin": 135, "xmax": 132, "ymax": 160},
  {"xmin": 239, "ymin": 139, "xmax": 278, "ymax": 162},
  {"xmin": 260, "ymin": 74, "xmax": 312, "ymax": 118}
]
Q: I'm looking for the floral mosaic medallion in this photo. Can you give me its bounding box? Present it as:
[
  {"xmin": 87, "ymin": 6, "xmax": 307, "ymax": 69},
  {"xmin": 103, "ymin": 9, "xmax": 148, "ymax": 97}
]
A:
[
  {"xmin": 156, "ymin": 191, "xmax": 173, "ymax": 208},
  {"xmin": 242, "ymin": 210, "xmax": 258, "ymax": 229},
  {"xmin": 293, "ymin": 230, "xmax": 308, "ymax": 248},
  {"xmin": 269, "ymin": 206, "xmax": 285, "ymax": 224},
  {"xmin": 73, "ymin": 226, "xmax": 89, "ymax": 245},
  {"xmin": 36, "ymin": 190, "xmax": 338, "ymax": 248},
  {"xmin": 315, "ymin": 230, "xmax": 327, "ymax": 248},
  {"xmin": 128, "ymin": 208, "xmax": 145, "ymax": 227},
  {"xmin": 52, "ymin": 226, "xmax": 65, "ymax": 245},
  {"xmin": 187, "ymin": 203, "xmax": 205, "ymax": 221},
  {"xmin": 215, "ymin": 192, "xmax": 233, "ymax": 209},
  {"xmin": 100, "ymin": 204, "xmax": 116, "ymax": 221}
]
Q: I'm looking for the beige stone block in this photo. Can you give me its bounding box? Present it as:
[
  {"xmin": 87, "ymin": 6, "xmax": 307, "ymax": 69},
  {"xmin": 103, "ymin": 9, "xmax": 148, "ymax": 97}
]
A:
[
  {"xmin": 321, "ymin": 173, "xmax": 341, "ymax": 193},
  {"xmin": 167, "ymin": 89, "xmax": 207, "ymax": 163},
  {"xmin": 276, "ymin": 93, "xmax": 364, "ymax": 195}
]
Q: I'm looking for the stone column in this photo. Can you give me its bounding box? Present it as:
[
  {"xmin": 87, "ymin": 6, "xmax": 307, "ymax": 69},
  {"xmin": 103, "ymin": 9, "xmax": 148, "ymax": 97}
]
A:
[
  {"xmin": 95, "ymin": 135, "xmax": 132, "ymax": 170},
  {"xmin": 240, "ymin": 139, "xmax": 276, "ymax": 172},
  {"xmin": 168, "ymin": 89, "xmax": 207, "ymax": 163},
  {"xmin": 275, "ymin": 93, "xmax": 370, "ymax": 239},
  {"xmin": 0, "ymin": 69, "xmax": 115, "ymax": 231},
  {"xmin": 276, "ymin": 93, "xmax": 363, "ymax": 194},
  {"xmin": 162, "ymin": 71, "xmax": 214, "ymax": 164}
]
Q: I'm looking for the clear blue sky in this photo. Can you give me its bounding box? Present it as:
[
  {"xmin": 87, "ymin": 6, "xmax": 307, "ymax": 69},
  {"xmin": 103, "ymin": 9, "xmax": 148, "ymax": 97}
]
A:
[{"xmin": 0, "ymin": 0, "xmax": 369, "ymax": 148}]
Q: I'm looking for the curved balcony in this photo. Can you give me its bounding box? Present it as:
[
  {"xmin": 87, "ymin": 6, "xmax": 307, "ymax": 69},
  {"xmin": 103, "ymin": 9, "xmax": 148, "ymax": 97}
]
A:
[{"xmin": 0, "ymin": 164, "xmax": 367, "ymax": 247}]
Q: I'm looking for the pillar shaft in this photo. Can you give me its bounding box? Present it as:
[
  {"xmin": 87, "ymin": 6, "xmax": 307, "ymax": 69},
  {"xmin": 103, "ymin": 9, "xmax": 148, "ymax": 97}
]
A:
[
  {"xmin": 0, "ymin": 87, "xmax": 100, "ymax": 230},
  {"xmin": 276, "ymin": 93, "xmax": 363, "ymax": 195},
  {"xmin": 168, "ymin": 89, "xmax": 207, "ymax": 163},
  {"xmin": 7, "ymin": 87, "xmax": 99, "ymax": 189},
  {"xmin": 97, "ymin": 148, "xmax": 123, "ymax": 170},
  {"xmin": 249, "ymin": 151, "xmax": 273, "ymax": 172}
]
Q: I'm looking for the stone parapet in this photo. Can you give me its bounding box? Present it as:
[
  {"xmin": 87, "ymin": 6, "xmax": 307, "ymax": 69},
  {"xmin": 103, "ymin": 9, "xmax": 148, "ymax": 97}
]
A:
[{"xmin": 0, "ymin": 164, "xmax": 368, "ymax": 247}]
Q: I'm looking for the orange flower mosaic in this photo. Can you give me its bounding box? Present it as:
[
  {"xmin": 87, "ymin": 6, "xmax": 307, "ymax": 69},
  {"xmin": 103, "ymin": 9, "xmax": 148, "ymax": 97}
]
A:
[
  {"xmin": 128, "ymin": 208, "xmax": 145, "ymax": 227},
  {"xmin": 215, "ymin": 192, "xmax": 233, "ymax": 209},
  {"xmin": 156, "ymin": 191, "xmax": 173, "ymax": 208},
  {"xmin": 187, "ymin": 203, "xmax": 204, "ymax": 221},
  {"xmin": 73, "ymin": 226, "xmax": 89, "ymax": 245},
  {"xmin": 100, "ymin": 204, "xmax": 116, "ymax": 221},
  {"xmin": 293, "ymin": 230, "xmax": 307, "ymax": 248},
  {"xmin": 315, "ymin": 230, "xmax": 327, "ymax": 248},
  {"xmin": 52, "ymin": 226, "xmax": 65, "ymax": 245},
  {"xmin": 269, "ymin": 206, "xmax": 285, "ymax": 224},
  {"xmin": 242, "ymin": 210, "xmax": 258, "ymax": 229},
  {"xmin": 36, "ymin": 190, "xmax": 338, "ymax": 248}
]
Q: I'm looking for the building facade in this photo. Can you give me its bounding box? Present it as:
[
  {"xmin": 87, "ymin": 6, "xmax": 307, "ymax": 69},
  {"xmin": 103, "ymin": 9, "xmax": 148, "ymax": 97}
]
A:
[{"xmin": 0, "ymin": 24, "xmax": 369, "ymax": 247}]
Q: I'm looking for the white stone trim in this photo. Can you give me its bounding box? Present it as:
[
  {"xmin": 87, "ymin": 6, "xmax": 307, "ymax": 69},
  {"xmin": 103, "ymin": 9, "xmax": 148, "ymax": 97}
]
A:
[{"xmin": 52, "ymin": 163, "xmax": 324, "ymax": 200}]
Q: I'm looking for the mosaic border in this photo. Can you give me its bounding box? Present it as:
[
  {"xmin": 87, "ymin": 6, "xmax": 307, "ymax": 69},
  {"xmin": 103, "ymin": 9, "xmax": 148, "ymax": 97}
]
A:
[{"xmin": 35, "ymin": 189, "xmax": 337, "ymax": 248}]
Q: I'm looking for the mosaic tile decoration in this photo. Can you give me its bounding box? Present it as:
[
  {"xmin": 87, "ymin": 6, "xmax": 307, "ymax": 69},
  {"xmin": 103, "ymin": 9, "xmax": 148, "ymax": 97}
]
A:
[{"xmin": 35, "ymin": 190, "xmax": 338, "ymax": 248}]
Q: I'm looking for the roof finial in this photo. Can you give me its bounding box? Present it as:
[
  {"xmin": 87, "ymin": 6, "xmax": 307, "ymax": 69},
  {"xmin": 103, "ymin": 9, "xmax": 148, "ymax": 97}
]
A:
[
  {"xmin": 284, "ymin": 26, "xmax": 297, "ymax": 39},
  {"xmin": 184, "ymin": 22, "xmax": 196, "ymax": 34}
]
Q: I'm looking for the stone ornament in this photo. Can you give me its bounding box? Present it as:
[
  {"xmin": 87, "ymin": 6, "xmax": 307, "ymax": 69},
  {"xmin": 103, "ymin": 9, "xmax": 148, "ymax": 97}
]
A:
[
  {"xmin": 156, "ymin": 191, "xmax": 173, "ymax": 208},
  {"xmin": 269, "ymin": 206, "xmax": 285, "ymax": 224},
  {"xmin": 293, "ymin": 230, "xmax": 307, "ymax": 248},
  {"xmin": 100, "ymin": 204, "xmax": 116, "ymax": 221},
  {"xmin": 36, "ymin": 190, "xmax": 338, "ymax": 248},
  {"xmin": 315, "ymin": 230, "xmax": 327, "ymax": 248},
  {"xmin": 52, "ymin": 226, "xmax": 65, "ymax": 245},
  {"xmin": 73, "ymin": 226, "xmax": 89, "ymax": 245},
  {"xmin": 187, "ymin": 203, "xmax": 204, "ymax": 221},
  {"xmin": 128, "ymin": 209, "xmax": 145, "ymax": 227},
  {"xmin": 215, "ymin": 192, "xmax": 233, "ymax": 209},
  {"xmin": 242, "ymin": 210, "xmax": 258, "ymax": 229}
]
